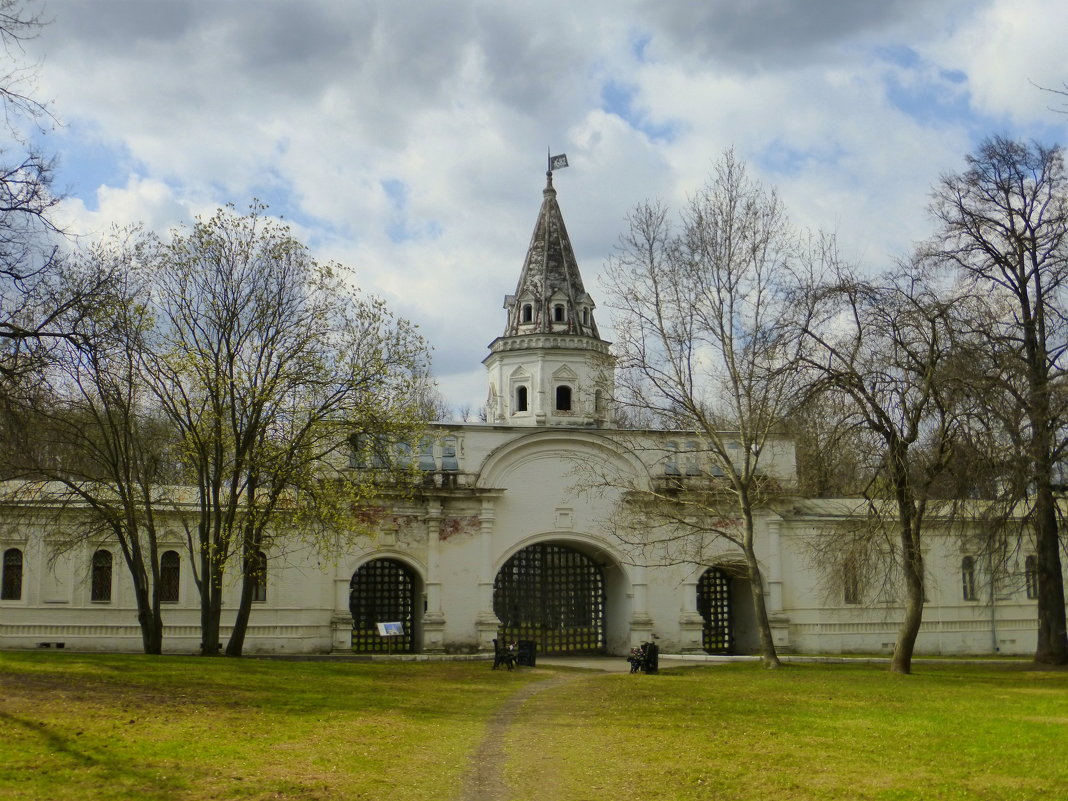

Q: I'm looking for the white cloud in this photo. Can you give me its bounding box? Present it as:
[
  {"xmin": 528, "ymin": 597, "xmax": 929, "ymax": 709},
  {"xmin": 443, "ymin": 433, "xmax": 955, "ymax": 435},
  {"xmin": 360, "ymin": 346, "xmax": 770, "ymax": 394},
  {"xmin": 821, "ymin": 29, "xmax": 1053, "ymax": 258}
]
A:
[
  {"xmin": 18, "ymin": 0, "xmax": 1068, "ymax": 413},
  {"xmin": 934, "ymin": 0, "xmax": 1068, "ymax": 123}
]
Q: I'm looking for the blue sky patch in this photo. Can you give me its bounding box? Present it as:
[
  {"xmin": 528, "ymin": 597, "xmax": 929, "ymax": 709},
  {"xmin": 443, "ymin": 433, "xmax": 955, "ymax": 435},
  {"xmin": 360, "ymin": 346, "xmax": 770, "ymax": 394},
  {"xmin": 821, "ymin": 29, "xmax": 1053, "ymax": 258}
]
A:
[
  {"xmin": 381, "ymin": 177, "xmax": 441, "ymax": 243},
  {"xmin": 757, "ymin": 140, "xmax": 846, "ymax": 177},
  {"xmin": 32, "ymin": 122, "xmax": 137, "ymax": 211},
  {"xmin": 600, "ymin": 80, "xmax": 679, "ymax": 143}
]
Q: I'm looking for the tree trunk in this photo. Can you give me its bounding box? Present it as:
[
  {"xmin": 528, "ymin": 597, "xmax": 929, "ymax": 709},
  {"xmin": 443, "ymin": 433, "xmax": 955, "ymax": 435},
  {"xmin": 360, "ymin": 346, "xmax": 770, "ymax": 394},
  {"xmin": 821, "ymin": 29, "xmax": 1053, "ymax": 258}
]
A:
[
  {"xmin": 741, "ymin": 514, "xmax": 781, "ymax": 669},
  {"xmin": 1033, "ymin": 486, "xmax": 1068, "ymax": 664},
  {"xmin": 133, "ymin": 584, "xmax": 163, "ymax": 655},
  {"xmin": 890, "ymin": 454, "xmax": 924, "ymax": 675},
  {"xmin": 1024, "ymin": 288, "xmax": 1068, "ymax": 664},
  {"xmin": 225, "ymin": 565, "xmax": 255, "ymax": 657},
  {"xmin": 891, "ymin": 524, "xmax": 924, "ymax": 675},
  {"xmin": 199, "ymin": 560, "xmax": 224, "ymax": 656}
]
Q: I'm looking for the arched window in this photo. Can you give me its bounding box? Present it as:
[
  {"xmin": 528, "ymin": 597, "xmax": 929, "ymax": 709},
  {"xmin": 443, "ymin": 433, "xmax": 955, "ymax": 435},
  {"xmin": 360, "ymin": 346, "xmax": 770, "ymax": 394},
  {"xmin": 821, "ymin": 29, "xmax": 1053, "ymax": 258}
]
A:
[
  {"xmin": 553, "ymin": 304, "xmax": 565, "ymax": 322},
  {"xmin": 91, "ymin": 550, "xmax": 113, "ymax": 602},
  {"xmin": 582, "ymin": 308, "xmax": 589, "ymax": 325},
  {"xmin": 555, "ymin": 385, "xmax": 572, "ymax": 411},
  {"xmin": 521, "ymin": 304, "xmax": 533, "ymax": 323},
  {"xmin": 250, "ymin": 550, "xmax": 267, "ymax": 603},
  {"xmin": 961, "ymin": 556, "xmax": 976, "ymax": 601},
  {"xmin": 843, "ymin": 561, "xmax": 860, "ymax": 605},
  {"xmin": 2, "ymin": 548, "xmax": 22, "ymax": 600},
  {"xmin": 160, "ymin": 551, "xmax": 180, "ymax": 603},
  {"xmin": 1025, "ymin": 554, "xmax": 1038, "ymax": 600},
  {"xmin": 515, "ymin": 385, "xmax": 528, "ymax": 413},
  {"xmin": 594, "ymin": 389, "xmax": 604, "ymax": 414}
]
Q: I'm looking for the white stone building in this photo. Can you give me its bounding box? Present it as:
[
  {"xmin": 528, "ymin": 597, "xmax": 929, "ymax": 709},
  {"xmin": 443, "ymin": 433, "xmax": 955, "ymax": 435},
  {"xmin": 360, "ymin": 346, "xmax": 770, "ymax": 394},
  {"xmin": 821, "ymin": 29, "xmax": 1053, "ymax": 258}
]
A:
[{"xmin": 0, "ymin": 174, "xmax": 1054, "ymax": 657}]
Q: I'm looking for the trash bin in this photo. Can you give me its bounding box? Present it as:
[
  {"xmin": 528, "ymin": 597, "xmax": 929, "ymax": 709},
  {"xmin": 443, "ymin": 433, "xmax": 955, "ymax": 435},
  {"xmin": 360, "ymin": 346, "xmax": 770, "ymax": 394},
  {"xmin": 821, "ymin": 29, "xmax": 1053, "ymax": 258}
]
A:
[{"xmin": 516, "ymin": 640, "xmax": 536, "ymax": 667}]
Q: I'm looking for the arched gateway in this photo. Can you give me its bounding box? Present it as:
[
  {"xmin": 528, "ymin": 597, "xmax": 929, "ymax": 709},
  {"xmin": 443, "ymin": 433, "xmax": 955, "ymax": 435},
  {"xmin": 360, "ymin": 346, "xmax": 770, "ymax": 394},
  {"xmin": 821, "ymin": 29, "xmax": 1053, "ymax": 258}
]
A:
[
  {"xmin": 493, "ymin": 542, "xmax": 606, "ymax": 654},
  {"xmin": 349, "ymin": 558, "xmax": 416, "ymax": 653},
  {"xmin": 697, "ymin": 567, "xmax": 733, "ymax": 654}
]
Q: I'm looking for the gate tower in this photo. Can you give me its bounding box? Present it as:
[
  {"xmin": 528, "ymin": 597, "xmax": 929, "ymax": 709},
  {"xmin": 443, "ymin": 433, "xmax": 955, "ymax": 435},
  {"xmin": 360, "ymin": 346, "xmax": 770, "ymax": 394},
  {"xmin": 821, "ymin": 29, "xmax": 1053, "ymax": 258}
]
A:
[{"xmin": 484, "ymin": 170, "xmax": 616, "ymax": 427}]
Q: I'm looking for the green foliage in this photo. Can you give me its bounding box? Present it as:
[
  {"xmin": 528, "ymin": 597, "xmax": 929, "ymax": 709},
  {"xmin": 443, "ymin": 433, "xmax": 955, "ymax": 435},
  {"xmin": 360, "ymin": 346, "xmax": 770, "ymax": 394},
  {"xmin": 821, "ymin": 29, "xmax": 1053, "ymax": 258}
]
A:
[{"xmin": 139, "ymin": 205, "xmax": 432, "ymax": 653}]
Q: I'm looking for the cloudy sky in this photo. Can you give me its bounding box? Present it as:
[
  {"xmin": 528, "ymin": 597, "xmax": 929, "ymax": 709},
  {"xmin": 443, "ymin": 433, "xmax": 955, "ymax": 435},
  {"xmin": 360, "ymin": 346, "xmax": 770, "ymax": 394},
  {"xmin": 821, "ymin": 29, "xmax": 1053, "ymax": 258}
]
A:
[{"xmin": 16, "ymin": 0, "xmax": 1068, "ymax": 411}]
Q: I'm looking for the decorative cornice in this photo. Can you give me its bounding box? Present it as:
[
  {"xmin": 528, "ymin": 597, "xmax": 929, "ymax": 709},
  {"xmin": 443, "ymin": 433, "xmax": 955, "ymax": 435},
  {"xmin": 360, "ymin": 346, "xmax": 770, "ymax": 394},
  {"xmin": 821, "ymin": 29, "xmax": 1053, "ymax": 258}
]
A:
[{"xmin": 485, "ymin": 334, "xmax": 612, "ymax": 357}]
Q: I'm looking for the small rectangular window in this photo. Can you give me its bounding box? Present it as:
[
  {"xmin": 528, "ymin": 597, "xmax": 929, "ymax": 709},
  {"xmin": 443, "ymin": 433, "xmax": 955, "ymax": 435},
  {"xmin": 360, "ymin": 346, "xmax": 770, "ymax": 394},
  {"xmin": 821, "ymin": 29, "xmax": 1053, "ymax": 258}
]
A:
[
  {"xmin": 2, "ymin": 548, "xmax": 23, "ymax": 600},
  {"xmin": 250, "ymin": 551, "xmax": 267, "ymax": 603},
  {"xmin": 159, "ymin": 551, "xmax": 180, "ymax": 603},
  {"xmin": 843, "ymin": 562, "xmax": 860, "ymax": 605},
  {"xmin": 962, "ymin": 556, "xmax": 977, "ymax": 602},
  {"xmin": 91, "ymin": 550, "xmax": 113, "ymax": 602},
  {"xmin": 1025, "ymin": 555, "xmax": 1038, "ymax": 600},
  {"xmin": 555, "ymin": 385, "xmax": 572, "ymax": 411}
]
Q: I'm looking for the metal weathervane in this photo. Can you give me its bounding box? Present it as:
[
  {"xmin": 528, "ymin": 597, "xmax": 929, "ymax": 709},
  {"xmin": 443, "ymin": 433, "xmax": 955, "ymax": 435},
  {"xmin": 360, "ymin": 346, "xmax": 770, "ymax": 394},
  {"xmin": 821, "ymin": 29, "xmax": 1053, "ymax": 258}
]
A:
[{"xmin": 548, "ymin": 150, "xmax": 569, "ymax": 173}]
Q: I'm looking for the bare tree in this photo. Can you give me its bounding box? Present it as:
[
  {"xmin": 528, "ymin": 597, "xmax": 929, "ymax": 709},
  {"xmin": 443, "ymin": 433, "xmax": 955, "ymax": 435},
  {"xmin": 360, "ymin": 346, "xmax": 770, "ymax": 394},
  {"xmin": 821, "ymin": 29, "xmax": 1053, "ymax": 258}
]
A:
[
  {"xmin": 799, "ymin": 263, "xmax": 968, "ymax": 673},
  {"xmin": 595, "ymin": 152, "xmax": 823, "ymax": 668},
  {"xmin": 788, "ymin": 391, "xmax": 873, "ymax": 498},
  {"xmin": 0, "ymin": 233, "xmax": 177, "ymax": 653},
  {"xmin": 0, "ymin": 1, "xmax": 111, "ymax": 387},
  {"xmin": 929, "ymin": 136, "xmax": 1068, "ymax": 665},
  {"xmin": 145, "ymin": 206, "xmax": 431, "ymax": 656}
]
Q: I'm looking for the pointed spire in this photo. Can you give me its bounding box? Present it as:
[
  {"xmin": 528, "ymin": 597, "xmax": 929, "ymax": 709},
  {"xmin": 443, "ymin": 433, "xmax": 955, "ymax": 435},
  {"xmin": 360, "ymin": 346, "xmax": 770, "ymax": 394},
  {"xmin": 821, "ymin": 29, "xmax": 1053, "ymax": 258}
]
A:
[{"xmin": 501, "ymin": 172, "xmax": 599, "ymax": 338}]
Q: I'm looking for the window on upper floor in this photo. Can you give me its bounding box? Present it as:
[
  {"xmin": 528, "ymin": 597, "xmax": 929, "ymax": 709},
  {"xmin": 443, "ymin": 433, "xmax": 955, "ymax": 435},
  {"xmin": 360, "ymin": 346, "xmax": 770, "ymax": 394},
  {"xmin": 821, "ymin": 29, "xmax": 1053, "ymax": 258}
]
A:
[
  {"xmin": 553, "ymin": 304, "xmax": 565, "ymax": 322},
  {"xmin": 521, "ymin": 304, "xmax": 533, "ymax": 323},
  {"xmin": 441, "ymin": 436, "xmax": 459, "ymax": 471},
  {"xmin": 91, "ymin": 549, "xmax": 113, "ymax": 602},
  {"xmin": 685, "ymin": 440, "xmax": 702, "ymax": 476},
  {"xmin": 2, "ymin": 548, "xmax": 22, "ymax": 600},
  {"xmin": 515, "ymin": 385, "xmax": 529, "ymax": 412},
  {"xmin": 961, "ymin": 556, "xmax": 977, "ymax": 601},
  {"xmin": 555, "ymin": 385, "xmax": 572, "ymax": 411},
  {"xmin": 663, "ymin": 441, "xmax": 680, "ymax": 476},
  {"xmin": 160, "ymin": 550, "xmax": 180, "ymax": 603},
  {"xmin": 418, "ymin": 437, "xmax": 437, "ymax": 471},
  {"xmin": 582, "ymin": 307, "xmax": 589, "ymax": 325}
]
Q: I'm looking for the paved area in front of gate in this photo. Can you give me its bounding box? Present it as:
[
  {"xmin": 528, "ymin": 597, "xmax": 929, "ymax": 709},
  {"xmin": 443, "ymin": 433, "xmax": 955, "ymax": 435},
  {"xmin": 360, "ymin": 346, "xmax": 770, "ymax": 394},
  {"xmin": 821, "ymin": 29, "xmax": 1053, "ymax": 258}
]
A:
[{"xmin": 534, "ymin": 654, "xmax": 748, "ymax": 672}]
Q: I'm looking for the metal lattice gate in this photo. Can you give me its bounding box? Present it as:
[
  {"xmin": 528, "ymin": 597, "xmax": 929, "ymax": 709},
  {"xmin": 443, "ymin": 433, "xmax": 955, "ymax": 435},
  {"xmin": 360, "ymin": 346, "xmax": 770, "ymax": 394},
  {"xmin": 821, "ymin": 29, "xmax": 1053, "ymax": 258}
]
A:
[
  {"xmin": 349, "ymin": 558, "xmax": 415, "ymax": 653},
  {"xmin": 697, "ymin": 568, "xmax": 732, "ymax": 654},
  {"xmin": 493, "ymin": 543, "xmax": 605, "ymax": 655}
]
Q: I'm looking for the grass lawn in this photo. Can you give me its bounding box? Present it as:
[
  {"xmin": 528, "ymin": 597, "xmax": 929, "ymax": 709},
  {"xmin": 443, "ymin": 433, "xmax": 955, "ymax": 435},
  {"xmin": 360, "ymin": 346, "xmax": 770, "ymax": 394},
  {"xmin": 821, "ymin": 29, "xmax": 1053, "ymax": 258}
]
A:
[
  {"xmin": 505, "ymin": 661, "xmax": 1068, "ymax": 801},
  {"xmin": 0, "ymin": 651, "xmax": 538, "ymax": 801},
  {"xmin": 1, "ymin": 652, "xmax": 1066, "ymax": 801}
]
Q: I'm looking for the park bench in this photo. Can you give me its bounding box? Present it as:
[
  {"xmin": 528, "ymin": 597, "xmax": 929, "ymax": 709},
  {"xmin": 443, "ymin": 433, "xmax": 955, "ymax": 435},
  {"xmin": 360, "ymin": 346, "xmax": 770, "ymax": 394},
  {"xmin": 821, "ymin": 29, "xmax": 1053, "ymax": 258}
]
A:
[{"xmin": 492, "ymin": 638, "xmax": 516, "ymax": 670}]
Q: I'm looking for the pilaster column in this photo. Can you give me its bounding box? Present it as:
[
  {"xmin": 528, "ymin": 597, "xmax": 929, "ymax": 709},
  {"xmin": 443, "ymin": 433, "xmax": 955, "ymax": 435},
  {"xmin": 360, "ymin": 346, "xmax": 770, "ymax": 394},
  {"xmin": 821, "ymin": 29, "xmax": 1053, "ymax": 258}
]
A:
[
  {"xmin": 422, "ymin": 498, "xmax": 446, "ymax": 653},
  {"xmin": 629, "ymin": 564, "xmax": 654, "ymax": 647},
  {"xmin": 678, "ymin": 567, "xmax": 705, "ymax": 653},
  {"xmin": 475, "ymin": 497, "xmax": 502, "ymax": 650},
  {"xmin": 765, "ymin": 518, "xmax": 791, "ymax": 651},
  {"xmin": 331, "ymin": 573, "xmax": 353, "ymax": 652}
]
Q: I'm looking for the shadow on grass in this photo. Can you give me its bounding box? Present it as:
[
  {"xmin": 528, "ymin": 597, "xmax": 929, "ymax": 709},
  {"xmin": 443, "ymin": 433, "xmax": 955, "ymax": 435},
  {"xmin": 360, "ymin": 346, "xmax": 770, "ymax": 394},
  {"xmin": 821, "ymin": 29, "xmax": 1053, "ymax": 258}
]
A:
[{"xmin": 0, "ymin": 709, "xmax": 191, "ymax": 800}]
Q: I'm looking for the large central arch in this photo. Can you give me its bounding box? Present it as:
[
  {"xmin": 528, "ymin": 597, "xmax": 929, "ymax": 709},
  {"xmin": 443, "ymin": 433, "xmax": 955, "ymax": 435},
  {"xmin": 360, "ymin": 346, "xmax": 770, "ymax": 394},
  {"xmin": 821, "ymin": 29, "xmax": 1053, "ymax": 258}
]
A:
[{"xmin": 493, "ymin": 542, "xmax": 606, "ymax": 654}]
